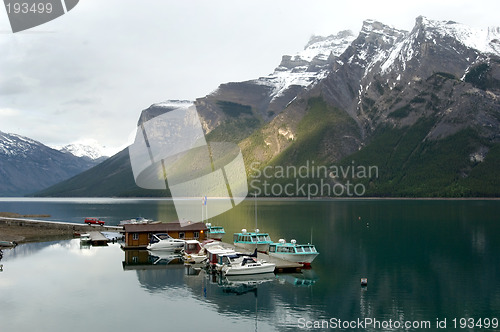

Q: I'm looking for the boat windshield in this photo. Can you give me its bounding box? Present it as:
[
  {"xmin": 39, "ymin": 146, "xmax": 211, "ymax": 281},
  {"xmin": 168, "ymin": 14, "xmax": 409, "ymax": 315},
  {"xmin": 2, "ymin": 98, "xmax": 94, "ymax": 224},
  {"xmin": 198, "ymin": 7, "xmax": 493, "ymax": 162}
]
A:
[
  {"xmin": 156, "ymin": 234, "xmax": 172, "ymax": 240},
  {"xmin": 256, "ymin": 234, "xmax": 271, "ymax": 242},
  {"xmin": 277, "ymin": 246, "xmax": 294, "ymax": 253}
]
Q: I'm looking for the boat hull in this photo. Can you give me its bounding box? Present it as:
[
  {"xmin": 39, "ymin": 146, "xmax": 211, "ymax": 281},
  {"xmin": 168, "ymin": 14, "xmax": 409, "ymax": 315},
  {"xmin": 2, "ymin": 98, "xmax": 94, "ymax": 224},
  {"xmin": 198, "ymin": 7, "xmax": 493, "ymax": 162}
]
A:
[
  {"xmin": 222, "ymin": 263, "xmax": 275, "ymax": 276},
  {"xmin": 234, "ymin": 242, "xmax": 270, "ymax": 252},
  {"xmin": 184, "ymin": 253, "xmax": 207, "ymax": 264},
  {"xmin": 207, "ymin": 233, "xmax": 224, "ymax": 241},
  {"xmin": 269, "ymin": 252, "xmax": 319, "ymax": 264}
]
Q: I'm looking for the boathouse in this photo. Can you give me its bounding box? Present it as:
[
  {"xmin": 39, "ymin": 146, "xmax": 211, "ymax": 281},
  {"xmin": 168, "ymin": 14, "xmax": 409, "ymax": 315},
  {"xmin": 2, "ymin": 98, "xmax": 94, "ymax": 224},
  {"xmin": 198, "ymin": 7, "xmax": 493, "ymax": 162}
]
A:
[{"xmin": 122, "ymin": 220, "xmax": 208, "ymax": 249}]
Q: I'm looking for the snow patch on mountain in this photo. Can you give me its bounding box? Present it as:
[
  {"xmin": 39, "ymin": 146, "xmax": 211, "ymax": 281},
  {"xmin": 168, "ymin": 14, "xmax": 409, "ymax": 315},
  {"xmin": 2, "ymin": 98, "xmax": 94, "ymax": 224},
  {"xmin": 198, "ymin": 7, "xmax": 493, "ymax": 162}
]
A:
[
  {"xmin": 254, "ymin": 31, "xmax": 357, "ymax": 101},
  {"xmin": 418, "ymin": 16, "xmax": 500, "ymax": 56},
  {"xmin": 379, "ymin": 16, "xmax": 500, "ymax": 75},
  {"xmin": 299, "ymin": 31, "xmax": 356, "ymax": 61},
  {"xmin": 152, "ymin": 100, "xmax": 193, "ymax": 109},
  {"xmin": 0, "ymin": 131, "xmax": 42, "ymax": 157},
  {"xmin": 56, "ymin": 139, "xmax": 109, "ymax": 160}
]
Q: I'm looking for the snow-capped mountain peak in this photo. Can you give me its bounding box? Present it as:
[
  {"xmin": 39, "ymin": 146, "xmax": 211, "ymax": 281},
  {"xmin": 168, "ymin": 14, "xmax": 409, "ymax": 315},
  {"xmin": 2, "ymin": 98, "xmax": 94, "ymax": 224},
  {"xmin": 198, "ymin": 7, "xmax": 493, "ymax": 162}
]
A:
[
  {"xmin": 375, "ymin": 16, "xmax": 500, "ymax": 77},
  {"xmin": 415, "ymin": 16, "xmax": 500, "ymax": 56},
  {"xmin": 299, "ymin": 31, "xmax": 356, "ymax": 62},
  {"xmin": 255, "ymin": 31, "xmax": 357, "ymax": 101},
  {"xmin": 57, "ymin": 140, "xmax": 109, "ymax": 160},
  {"xmin": 0, "ymin": 131, "xmax": 43, "ymax": 157}
]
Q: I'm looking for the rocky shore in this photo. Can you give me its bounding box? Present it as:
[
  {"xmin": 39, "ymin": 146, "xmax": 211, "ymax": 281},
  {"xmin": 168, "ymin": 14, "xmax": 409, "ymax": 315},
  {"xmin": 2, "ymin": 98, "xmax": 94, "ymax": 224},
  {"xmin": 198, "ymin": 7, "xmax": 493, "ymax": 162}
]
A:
[{"xmin": 0, "ymin": 212, "xmax": 120, "ymax": 244}]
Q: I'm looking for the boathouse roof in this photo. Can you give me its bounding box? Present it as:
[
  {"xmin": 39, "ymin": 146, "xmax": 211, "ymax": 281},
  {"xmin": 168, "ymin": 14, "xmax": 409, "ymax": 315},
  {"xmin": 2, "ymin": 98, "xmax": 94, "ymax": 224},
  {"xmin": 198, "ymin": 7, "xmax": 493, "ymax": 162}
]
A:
[{"xmin": 123, "ymin": 220, "xmax": 208, "ymax": 233}]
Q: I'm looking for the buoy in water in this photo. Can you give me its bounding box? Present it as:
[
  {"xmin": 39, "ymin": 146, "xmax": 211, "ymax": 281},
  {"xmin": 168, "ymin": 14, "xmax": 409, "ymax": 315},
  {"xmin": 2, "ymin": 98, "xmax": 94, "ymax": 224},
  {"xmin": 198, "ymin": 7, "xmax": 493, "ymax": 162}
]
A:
[{"xmin": 361, "ymin": 278, "xmax": 368, "ymax": 286}]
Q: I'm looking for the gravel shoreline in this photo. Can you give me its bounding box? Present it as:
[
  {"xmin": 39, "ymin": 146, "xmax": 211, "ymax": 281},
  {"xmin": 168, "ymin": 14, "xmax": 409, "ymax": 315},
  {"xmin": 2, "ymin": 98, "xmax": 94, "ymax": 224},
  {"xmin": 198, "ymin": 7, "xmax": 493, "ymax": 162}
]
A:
[
  {"xmin": 0, "ymin": 222, "xmax": 76, "ymax": 243},
  {"xmin": 0, "ymin": 213, "xmax": 121, "ymax": 244}
]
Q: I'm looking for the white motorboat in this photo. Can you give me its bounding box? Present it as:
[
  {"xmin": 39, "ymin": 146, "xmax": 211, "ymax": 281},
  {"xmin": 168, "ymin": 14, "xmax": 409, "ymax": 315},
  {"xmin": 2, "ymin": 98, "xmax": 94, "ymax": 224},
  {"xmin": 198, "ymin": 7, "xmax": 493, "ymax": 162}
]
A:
[
  {"xmin": 220, "ymin": 250, "xmax": 276, "ymax": 276},
  {"xmin": 119, "ymin": 217, "xmax": 152, "ymax": 226},
  {"xmin": 205, "ymin": 242, "xmax": 238, "ymax": 269},
  {"xmin": 147, "ymin": 233, "xmax": 185, "ymax": 251},
  {"xmin": 268, "ymin": 239, "xmax": 319, "ymax": 266},
  {"xmin": 182, "ymin": 239, "xmax": 207, "ymax": 263}
]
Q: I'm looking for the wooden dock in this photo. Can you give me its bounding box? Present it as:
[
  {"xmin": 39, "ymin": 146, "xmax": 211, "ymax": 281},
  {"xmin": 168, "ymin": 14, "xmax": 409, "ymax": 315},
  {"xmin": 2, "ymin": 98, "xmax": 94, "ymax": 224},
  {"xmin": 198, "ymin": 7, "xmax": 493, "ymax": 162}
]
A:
[{"xmin": 88, "ymin": 231, "xmax": 109, "ymax": 246}]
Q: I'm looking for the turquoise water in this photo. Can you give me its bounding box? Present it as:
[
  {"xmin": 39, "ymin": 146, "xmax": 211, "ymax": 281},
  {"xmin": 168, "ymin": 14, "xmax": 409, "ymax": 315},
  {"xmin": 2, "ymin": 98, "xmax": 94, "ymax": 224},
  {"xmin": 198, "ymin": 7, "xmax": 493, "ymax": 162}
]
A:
[{"xmin": 0, "ymin": 198, "xmax": 499, "ymax": 331}]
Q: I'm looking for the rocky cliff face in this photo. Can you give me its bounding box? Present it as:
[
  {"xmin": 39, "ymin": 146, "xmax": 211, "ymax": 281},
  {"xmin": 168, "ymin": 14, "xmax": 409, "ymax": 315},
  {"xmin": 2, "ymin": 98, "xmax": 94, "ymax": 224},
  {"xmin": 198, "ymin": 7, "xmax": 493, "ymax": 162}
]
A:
[
  {"xmin": 194, "ymin": 31, "xmax": 357, "ymax": 134},
  {"xmin": 236, "ymin": 16, "xmax": 500, "ymax": 169}
]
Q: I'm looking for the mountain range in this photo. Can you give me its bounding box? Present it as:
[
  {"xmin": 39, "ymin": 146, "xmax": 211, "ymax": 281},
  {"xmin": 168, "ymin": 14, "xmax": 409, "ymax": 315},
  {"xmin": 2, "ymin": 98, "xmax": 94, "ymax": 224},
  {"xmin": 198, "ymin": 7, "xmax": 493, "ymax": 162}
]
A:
[
  {"xmin": 35, "ymin": 16, "xmax": 500, "ymax": 197},
  {"xmin": 0, "ymin": 131, "xmax": 107, "ymax": 196}
]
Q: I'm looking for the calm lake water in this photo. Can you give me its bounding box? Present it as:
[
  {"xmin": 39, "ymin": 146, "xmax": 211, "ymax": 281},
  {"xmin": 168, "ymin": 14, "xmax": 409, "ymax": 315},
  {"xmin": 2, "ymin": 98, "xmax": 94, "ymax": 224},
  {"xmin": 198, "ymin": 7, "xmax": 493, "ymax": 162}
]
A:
[{"xmin": 1, "ymin": 198, "xmax": 499, "ymax": 331}]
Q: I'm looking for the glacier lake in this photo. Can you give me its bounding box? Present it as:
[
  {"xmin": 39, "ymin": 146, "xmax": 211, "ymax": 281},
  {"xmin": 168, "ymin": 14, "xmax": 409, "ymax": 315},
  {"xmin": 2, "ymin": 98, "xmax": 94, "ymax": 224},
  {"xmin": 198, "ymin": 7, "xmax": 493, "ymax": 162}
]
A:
[{"xmin": 0, "ymin": 198, "xmax": 499, "ymax": 331}]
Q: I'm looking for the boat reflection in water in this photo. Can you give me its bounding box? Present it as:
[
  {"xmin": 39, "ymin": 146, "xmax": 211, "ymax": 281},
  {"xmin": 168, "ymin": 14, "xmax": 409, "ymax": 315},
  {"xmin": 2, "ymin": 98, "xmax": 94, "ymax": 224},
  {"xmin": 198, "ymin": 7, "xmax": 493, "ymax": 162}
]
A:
[
  {"xmin": 219, "ymin": 272, "xmax": 275, "ymax": 296},
  {"xmin": 276, "ymin": 269, "xmax": 319, "ymax": 287},
  {"xmin": 148, "ymin": 251, "xmax": 183, "ymax": 265},
  {"xmin": 184, "ymin": 262, "xmax": 205, "ymax": 276},
  {"xmin": 122, "ymin": 249, "xmax": 182, "ymax": 270},
  {"xmin": 121, "ymin": 248, "xmax": 317, "ymax": 305}
]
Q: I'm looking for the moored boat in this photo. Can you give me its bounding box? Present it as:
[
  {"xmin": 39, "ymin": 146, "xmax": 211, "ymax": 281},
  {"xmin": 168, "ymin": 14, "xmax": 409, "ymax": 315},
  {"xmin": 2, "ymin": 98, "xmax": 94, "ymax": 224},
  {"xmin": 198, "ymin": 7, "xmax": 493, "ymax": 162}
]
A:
[
  {"xmin": 182, "ymin": 239, "xmax": 207, "ymax": 263},
  {"xmin": 206, "ymin": 223, "xmax": 225, "ymax": 241},
  {"xmin": 205, "ymin": 242, "xmax": 238, "ymax": 268},
  {"xmin": 0, "ymin": 240, "xmax": 17, "ymax": 248},
  {"xmin": 147, "ymin": 233, "xmax": 185, "ymax": 251},
  {"xmin": 119, "ymin": 217, "xmax": 152, "ymax": 226},
  {"xmin": 233, "ymin": 229, "xmax": 273, "ymax": 252},
  {"xmin": 268, "ymin": 239, "xmax": 319, "ymax": 266},
  {"xmin": 220, "ymin": 251, "xmax": 276, "ymax": 276}
]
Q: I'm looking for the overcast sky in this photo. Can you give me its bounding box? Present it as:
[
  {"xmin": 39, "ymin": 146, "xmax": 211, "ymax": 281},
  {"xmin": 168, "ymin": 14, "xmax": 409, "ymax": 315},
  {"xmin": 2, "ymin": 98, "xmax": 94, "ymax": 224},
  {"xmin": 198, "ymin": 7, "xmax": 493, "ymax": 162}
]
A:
[{"xmin": 1, "ymin": 0, "xmax": 499, "ymax": 155}]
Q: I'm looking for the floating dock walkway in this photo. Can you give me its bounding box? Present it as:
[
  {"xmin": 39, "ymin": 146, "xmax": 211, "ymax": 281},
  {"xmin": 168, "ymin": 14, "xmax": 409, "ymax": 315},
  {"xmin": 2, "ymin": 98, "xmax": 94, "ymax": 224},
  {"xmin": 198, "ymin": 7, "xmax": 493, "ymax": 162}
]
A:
[{"xmin": 87, "ymin": 231, "xmax": 109, "ymax": 246}]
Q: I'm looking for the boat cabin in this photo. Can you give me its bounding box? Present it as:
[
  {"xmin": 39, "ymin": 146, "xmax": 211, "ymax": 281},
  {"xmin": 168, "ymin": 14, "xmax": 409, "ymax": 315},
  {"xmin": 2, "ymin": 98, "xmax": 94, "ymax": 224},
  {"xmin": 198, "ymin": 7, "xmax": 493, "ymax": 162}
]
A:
[
  {"xmin": 184, "ymin": 239, "xmax": 202, "ymax": 254},
  {"xmin": 269, "ymin": 243, "xmax": 318, "ymax": 253},
  {"xmin": 218, "ymin": 253, "xmax": 239, "ymax": 266},
  {"xmin": 233, "ymin": 229, "xmax": 272, "ymax": 244},
  {"xmin": 208, "ymin": 226, "xmax": 225, "ymax": 233},
  {"xmin": 205, "ymin": 245, "xmax": 236, "ymax": 265}
]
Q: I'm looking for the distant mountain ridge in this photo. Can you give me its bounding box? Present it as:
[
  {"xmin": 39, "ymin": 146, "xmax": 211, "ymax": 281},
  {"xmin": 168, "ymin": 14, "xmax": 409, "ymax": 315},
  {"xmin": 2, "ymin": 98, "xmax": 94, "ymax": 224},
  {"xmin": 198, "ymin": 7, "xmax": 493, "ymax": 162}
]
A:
[
  {"xmin": 36, "ymin": 16, "xmax": 500, "ymax": 197},
  {"xmin": 0, "ymin": 131, "xmax": 105, "ymax": 196}
]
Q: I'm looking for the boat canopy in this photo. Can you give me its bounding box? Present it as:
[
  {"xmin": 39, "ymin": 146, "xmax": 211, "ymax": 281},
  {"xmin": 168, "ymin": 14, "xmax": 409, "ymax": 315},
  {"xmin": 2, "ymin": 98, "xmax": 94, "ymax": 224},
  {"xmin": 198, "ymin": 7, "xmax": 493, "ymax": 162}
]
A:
[
  {"xmin": 269, "ymin": 243, "xmax": 318, "ymax": 253},
  {"xmin": 233, "ymin": 233, "xmax": 272, "ymax": 243}
]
